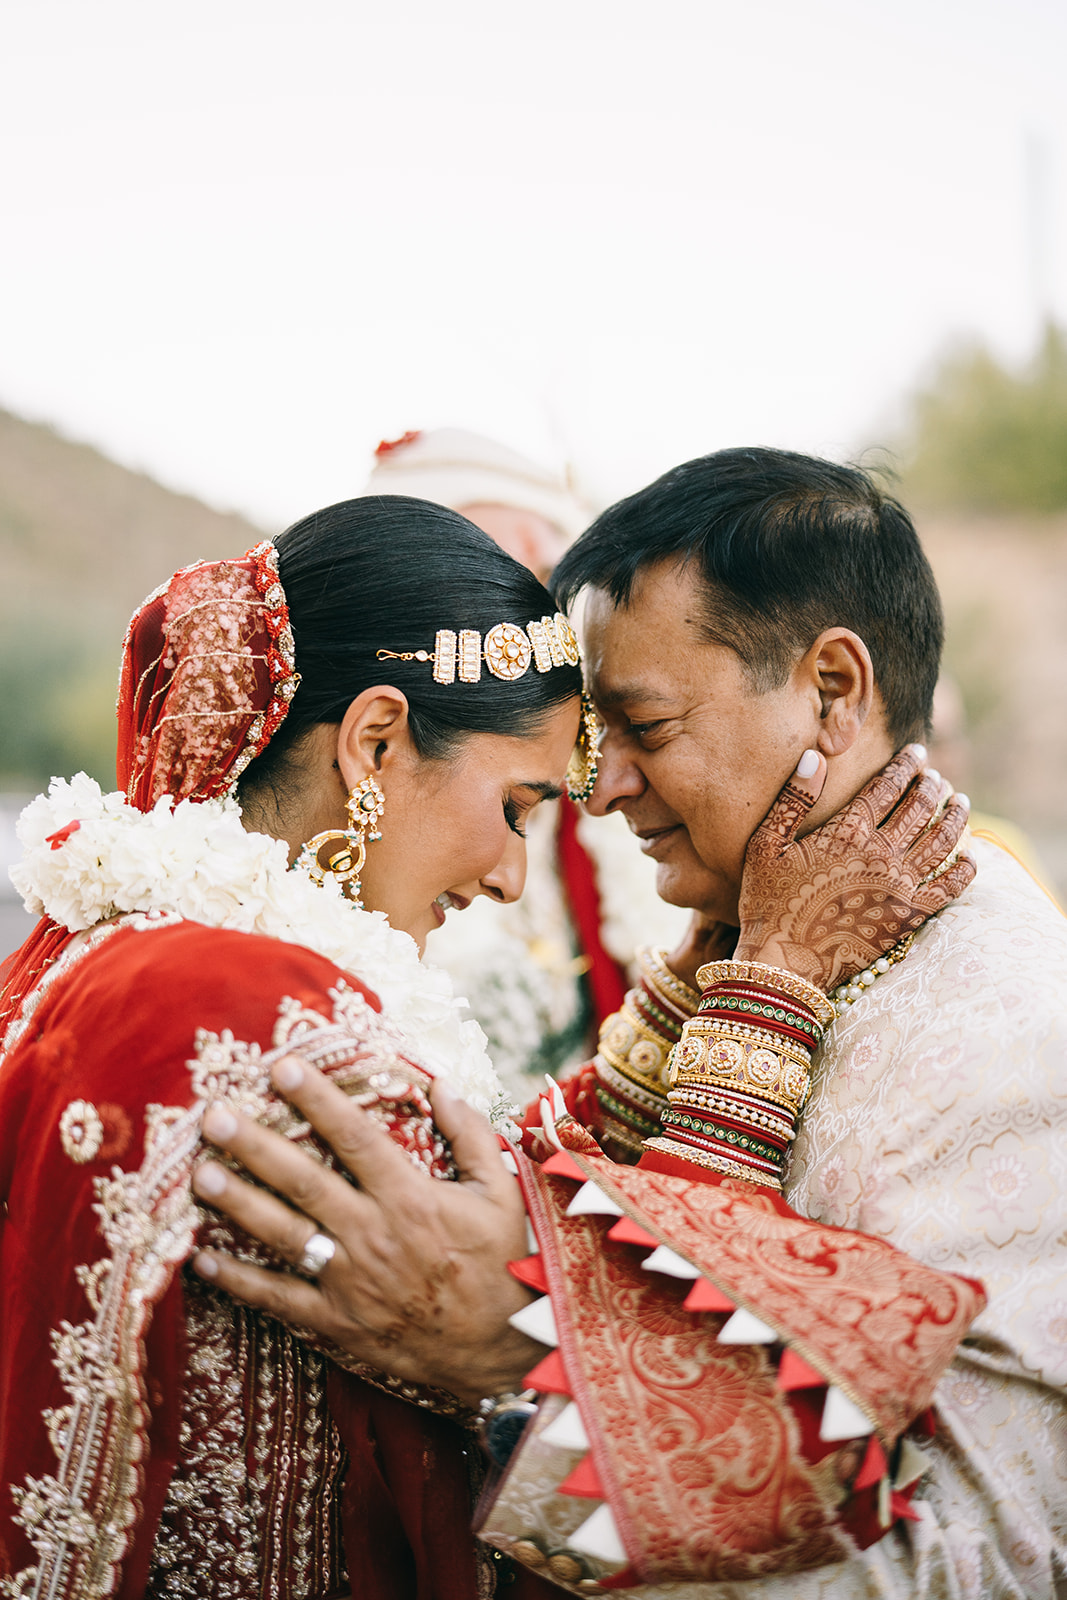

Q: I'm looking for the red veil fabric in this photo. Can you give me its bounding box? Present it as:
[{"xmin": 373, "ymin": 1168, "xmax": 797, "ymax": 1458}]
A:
[{"xmin": 0, "ymin": 543, "xmax": 297, "ymax": 1053}]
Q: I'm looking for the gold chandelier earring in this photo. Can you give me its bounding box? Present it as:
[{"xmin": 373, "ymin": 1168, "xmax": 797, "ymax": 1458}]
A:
[{"xmin": 295, "ymin": 775, "xmax": 385, "ymax": 907}]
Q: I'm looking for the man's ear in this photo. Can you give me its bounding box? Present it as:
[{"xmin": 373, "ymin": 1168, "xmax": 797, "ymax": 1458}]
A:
[
  {"xmin": 799, "ymin": 629, "xmax": 875, "ymax": 757},
  {"xmin": 335, "ymin": 685, "xmax": 412, "ymax": 790}
]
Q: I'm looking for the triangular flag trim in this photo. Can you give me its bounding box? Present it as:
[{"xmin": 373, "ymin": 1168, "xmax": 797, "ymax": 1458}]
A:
[
  {"xmin": 853, "ymin": 1434, "xmax": 888, "ymax": 1490},
  {"xmin": 508, "ymin": 1255, "xmax": 549, "ymax": 1295},
  {"xmin": 542, "ymin": 1149, "xmax": 586, "ymax": 1182},
  {"xmin": 776, "ymin": 1347, "xmax": 826, "ymax": 1391},
  {"xmin": 523, "ymin": 1346, "xmax": 571, "ymax": 1395},
  {"xmin": 820, "ymin": 1384, "xmax": 874, "ymax": 1442},
  {"xmin": 607, "ymin": 1216, "xmax": 659, "ymax": 1248},
  {"xmin": 566, "ymin": 1181, "xmax": 625, "ymax": 1218},
  {"xmin": 507, "ymin": 1295, "xmax": 559, "ymax": 1348},
  {"xmin": 568, "ymin": 1503, "xmax": 627, "ymax": 1564},
  {"xmin": 558, "ymin": 1451, "xmax": 604, "ymax": 1499},
  {"xmin": 539, "ymin": 1401, "xmax": 590, "ymax": 1453},
  {"xmin": 640, "ymin": 1244, "xmax": 701, "ymax": 1280},
  {"xmin": 717, "ymin": 1307, "xmax": 778, "ymax": 1344},
  {"xmin": 683, "ymin": 1279, "xmax": 736, "ymax": 1314},
  {"xmin": 890, "ymin": 1490, "xmax": 921, "ymax": 1523}
]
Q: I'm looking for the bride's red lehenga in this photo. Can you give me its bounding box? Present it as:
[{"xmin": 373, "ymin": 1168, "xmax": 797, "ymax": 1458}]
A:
[
  {"xmin": 0, "ymin": 546, "xmax": 984, "ymax": 1600},
  {"xmin": 0, "ymin": 547, "xmax": 506, "ymax": 1600}
]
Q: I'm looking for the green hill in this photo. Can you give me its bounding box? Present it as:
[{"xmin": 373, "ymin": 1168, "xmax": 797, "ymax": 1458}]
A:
[{"xmin": 0, "ymin": 407, "xmax": 265, "ymax": 787}]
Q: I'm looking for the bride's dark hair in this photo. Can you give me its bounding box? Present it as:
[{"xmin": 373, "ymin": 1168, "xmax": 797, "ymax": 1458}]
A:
[{"xmin": 240, "ymin": 495, "xmax": 582, "ymax": 798}]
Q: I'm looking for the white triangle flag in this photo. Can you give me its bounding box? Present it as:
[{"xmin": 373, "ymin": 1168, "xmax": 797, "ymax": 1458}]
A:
[
  {"xmin": 568, "ymin": 1503, "xmax": 627, "ymax": 1564},
  {"xmin": 716, "ymin": 1307, "xmax": 778, "ymax": 1344},
  {"xmin": 819, "ymin": 1385, "xmax": 874, "ymax": 1442},
  {"xmin": 508, "ymin": 1296, "xmax": 559, "ymax": 1348},
  {"xmin": 640, "ymin": 1244, "xmax": 701, "ymax": 1280},
  {"xmin": 566, "ymin": 1181, "xmax": 625, "ymax": 1218},
  {"xmin": 540, "ymin": 1401, "xmax": 590, "ymax": 1452}
]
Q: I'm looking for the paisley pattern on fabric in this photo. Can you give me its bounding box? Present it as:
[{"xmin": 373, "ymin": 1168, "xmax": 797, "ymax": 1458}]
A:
[
  {"xmin": 555, "ymin": 1152, "xmax": 983, "ymax": 1442},
  {"xmin": 513, "ymin": 1165, "xmax": 852, "ymax": 1585}
]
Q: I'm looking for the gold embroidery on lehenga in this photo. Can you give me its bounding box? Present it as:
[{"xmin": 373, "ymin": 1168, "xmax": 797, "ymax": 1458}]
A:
[
  {"xmin": 144, "ymin": 1282, "xmax": 348, "ymax": 1600},
  {"xmin": 3, "ymin": 1101, "xmax": 202, "ymax": 1600},
  {"xmin": 5, "ymin": 982, "xmax": 455, "ymax": 1600}
]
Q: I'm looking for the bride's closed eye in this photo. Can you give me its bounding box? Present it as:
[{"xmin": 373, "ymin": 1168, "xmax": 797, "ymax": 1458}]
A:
[{"xmin": 503, "ymin": 795, "xmax": 530, "ymax": 837}]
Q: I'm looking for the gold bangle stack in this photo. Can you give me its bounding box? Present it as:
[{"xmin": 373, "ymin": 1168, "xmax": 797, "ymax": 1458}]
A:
[
  {"xmin": 592, "ymin": 949, "xmax": 700, "ymax": 1161},
  {"xmin": 646, "ymin": 961, "xmax": 831, "ymax": 1189},
  {"xmin": 641, "ymin": 948, "xmax": 701, "ymax": 1018},
  {"xmin": 694, "ymin": 960, "xmax": 836, "ymax": 1028}
]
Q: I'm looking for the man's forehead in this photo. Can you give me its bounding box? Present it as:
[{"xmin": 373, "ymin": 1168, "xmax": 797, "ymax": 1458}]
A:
[{"xmin": 582, "ymin": 572, "xmax": 711, "ymax": 704}]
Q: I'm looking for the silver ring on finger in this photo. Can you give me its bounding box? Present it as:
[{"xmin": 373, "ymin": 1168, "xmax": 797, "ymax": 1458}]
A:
[{"xmin": 297, "ymin": 1230, "xmax": 336, "ymax": 1279}]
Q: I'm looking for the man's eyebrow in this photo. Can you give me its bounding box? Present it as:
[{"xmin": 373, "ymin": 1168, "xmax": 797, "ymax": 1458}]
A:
[{"xmin": 593, "ymin": 684, "xmax": 672, "ymax": 710}]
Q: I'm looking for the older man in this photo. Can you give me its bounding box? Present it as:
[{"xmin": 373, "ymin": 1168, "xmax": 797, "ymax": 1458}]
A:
[{"xmin": 197, "ymin": 450, "xmax": 1066, "ymax": 1599}]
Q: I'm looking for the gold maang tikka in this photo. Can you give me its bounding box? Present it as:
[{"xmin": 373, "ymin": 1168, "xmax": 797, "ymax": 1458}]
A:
[
  {"xmin": 376, "ymin": 611, "xmax": 598, "ymax": 802},
  {"xmin": 296, "ymin": 775, "xmax": 385, "ymax": 906}
]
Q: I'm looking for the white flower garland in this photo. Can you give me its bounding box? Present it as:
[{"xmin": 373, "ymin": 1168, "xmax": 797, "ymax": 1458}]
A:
[{"xmin": 10, "ymin": 774, "xmax": 514, "ymax": 1127}]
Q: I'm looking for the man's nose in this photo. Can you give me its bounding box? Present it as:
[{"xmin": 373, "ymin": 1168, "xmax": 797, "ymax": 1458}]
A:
[
  {"xmin": 480, "ymin": 828, "xmax": 527, "ymax": 905},
  {"xmin": 583, "ymin": 731, "xmax": 645, "ymax": 817}
]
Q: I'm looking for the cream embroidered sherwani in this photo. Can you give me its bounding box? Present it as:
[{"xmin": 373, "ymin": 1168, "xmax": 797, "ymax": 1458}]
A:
[{"xmin": 706, "ymin": 837, "xmax": 1067, "ymax": 1598}]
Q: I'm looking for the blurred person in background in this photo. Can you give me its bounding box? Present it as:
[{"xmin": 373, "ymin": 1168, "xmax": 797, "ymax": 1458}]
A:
[
  {"xmin": 365, "ymin": 428, "xmax": 688, "ymax": 1096},
  {"xmin": 929, "ymin": 671, "xmax": 1059, "ymax": 900}
]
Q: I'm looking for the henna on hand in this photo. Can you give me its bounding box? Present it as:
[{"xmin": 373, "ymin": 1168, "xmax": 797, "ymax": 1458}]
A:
[{"xmin": 735, "ymin": 744, "xmax": 976, "ymax": 992}]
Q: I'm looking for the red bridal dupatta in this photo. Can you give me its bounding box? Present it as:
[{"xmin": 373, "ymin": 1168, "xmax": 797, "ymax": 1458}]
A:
[{"xmin": 0, "ymin": 548, "xmax": 490, "ymax": 1600}]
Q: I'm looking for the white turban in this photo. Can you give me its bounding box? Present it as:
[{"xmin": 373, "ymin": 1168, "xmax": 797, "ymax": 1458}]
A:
[{"xmin": 364, "ymin": 429, "xmax": 591, "ymax": 544}]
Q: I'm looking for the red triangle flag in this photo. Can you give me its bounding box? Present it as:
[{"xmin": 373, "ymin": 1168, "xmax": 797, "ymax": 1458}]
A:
[
  {"xmin": 542, "ymin": 1150, "xmax": 587, "ymax": 1182},
  {"xmin": 683, "ymin": 1279, "xmax": 736, "ymax": 1313},
  {"xmin": 508, "ymin": 1255, "xmax": 549, "ymax": 1294},
  {"xmin": 890, "ymin": 1490, "xmax": 921, "ymax": 1523},
  {"xmin": 776, "ymin": 1348, "xmax": 826, "ymax": 1391},
  {"xmin": 558, "ymin": 1452, "xmax": 605, "ymax": 1499},
  {"xmin": 607, "ymin": 1216, "xmax": 659, "ymax": 1248},
  {"xmin": 853, "ymin": 1435, "xmax": 889, "ymax": 1490},
  {"xmin": 523, "ymin": 1346, "xmax": 572, "ymax": 1395}
]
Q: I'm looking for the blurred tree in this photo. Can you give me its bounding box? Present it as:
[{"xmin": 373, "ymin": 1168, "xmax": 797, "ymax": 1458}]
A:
[
  {"xmin": 0, "ymin": 619, "xmax": 117, "ymax": 789},
  {"xmin": 901, "ymin": 322, "xmax": 1067, "ymax": 512}
]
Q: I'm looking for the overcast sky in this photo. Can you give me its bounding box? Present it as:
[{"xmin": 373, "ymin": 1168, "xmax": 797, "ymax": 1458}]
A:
[{"xmin": 2, "ymin": 0, "xmax": 1065, "ymax": 528}]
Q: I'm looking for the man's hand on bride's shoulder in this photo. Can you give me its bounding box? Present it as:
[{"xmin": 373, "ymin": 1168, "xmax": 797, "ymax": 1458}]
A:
[
  {"xmin": 190, "ymin": 1062, "xmax": 547, "ymax": 1409},
  {"xmin": 734, "ymin": 743, "xmax": 976, "ymax": 993}
]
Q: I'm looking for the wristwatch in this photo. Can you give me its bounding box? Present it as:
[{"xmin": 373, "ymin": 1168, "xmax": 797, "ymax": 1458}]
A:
[{"xmin": 478, "ymin": 1389, "xmax": 538, "ymax": 1467}]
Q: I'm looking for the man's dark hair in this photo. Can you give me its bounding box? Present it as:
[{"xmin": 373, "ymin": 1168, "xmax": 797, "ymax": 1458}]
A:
[{"xmin": 553, "ymin": 447, "xmax": 943, "ymax": 745}]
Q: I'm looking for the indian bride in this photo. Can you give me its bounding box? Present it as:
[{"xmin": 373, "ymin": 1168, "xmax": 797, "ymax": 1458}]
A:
[{"xmin": 0, "ymin": 495, "xmax": 975, "ymax": 1600}]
